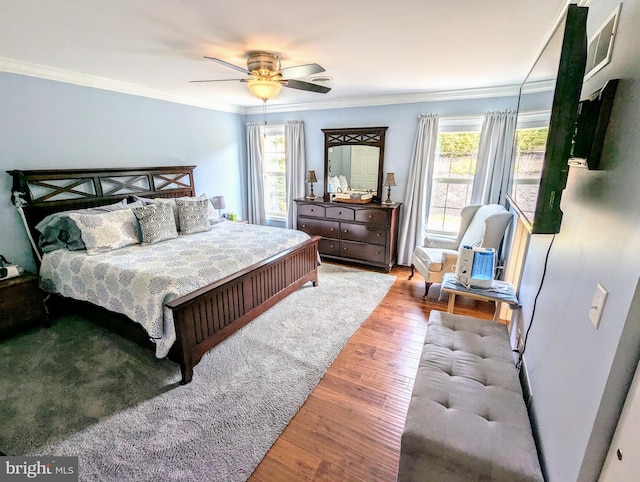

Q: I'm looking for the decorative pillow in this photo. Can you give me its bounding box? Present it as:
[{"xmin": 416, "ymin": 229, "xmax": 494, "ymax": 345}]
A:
[
  {"xmin": 154, "ymin": 198, "xmax": 180, "ymax": 231},
  {"xmin": 36, "ymin": 199, "xmax": 132, "ymax": 252},
  {"xmin": 69, "ymin": 209, "xmax": 140, "ymax": 255},
  {"xmin": 132, "ymin": 202, "xmax": 178, "ymax": 245},
  {"xmin": 129, "ymin": 194, "xmax": 219, "ymax": 229},
  {"xmin": 175, "ymin": 198, "xmax": 211, "ymax": 235}
]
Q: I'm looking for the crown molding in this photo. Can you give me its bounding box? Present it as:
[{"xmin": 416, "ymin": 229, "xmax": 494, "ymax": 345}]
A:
[
  {"xmin": 0, "ymin": 57, "xmax": 243, "ymax": 114},
  {"xmin": 245, "ymin": 83, "xmax": 521, "ymax": 115},
  {"xmin": 1, "ymin": 57, "xmax": 525, "ymax": 116}
]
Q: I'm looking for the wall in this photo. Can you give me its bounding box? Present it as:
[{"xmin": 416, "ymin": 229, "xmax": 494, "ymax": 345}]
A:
[
  {"xmin": 512, "ymin": 0, "xmax": 640, "ymax": 480},
  {"xmin": 246, "ymin": 96, "xmax": 518, "ymax": 207},
  {"xmin": 0, "ymin": 72, "xmax": 244, "ymax": 272}
]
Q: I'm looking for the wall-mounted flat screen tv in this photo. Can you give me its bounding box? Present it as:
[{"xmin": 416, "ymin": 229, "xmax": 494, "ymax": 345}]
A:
[{"xmin": 507, "ymin": 4, "xmax": 588, "ymax": 234}]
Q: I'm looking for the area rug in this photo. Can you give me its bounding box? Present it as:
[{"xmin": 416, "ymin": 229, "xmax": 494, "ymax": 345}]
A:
[{"xmin": 0, "ymin": 263, "xmax": 395, "ymax": 481}]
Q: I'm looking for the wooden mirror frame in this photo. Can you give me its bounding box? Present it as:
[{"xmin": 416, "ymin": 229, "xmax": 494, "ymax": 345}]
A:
[{"xmin": 322, "ymin": 126, "xmax": 388, "ymax": 203}]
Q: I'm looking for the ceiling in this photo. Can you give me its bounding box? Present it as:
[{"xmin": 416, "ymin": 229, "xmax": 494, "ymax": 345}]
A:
[{"xmin": 0, "ymin": 0, "xmax": 575, "ymax": 114}]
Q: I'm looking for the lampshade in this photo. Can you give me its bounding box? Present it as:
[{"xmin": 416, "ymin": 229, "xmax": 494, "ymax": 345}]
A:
[
  {"xmin": 210, "ymin": 196, "xmax": 226, "ymax": 210},
  {"xmin": 306, "ymin": 170, "xmax": 318, "ymax": 183},
  {"xmin": 246, "ymin": 80, "xmax": 282, "ymax": 101},
  {"xmin": 383, "ymin": 172, "xmax": 397, "ymax": 187}
]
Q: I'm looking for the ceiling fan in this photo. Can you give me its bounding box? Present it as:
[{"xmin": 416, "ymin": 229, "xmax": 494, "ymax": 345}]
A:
[{"xmin": 191, "ymin": 51, "xmax": 331, "ymax": 101}]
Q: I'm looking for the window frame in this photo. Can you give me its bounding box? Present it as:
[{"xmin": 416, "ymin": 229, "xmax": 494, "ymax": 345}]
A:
[
  {"xmin": 260, "ymin": 124, "xmax": 287, "ymax": 222},
  {"xmin": 509, "ymin": 110, "xmax": 551, "ymax": 222},
  {"xmin": 427, "ymin": 116, "xmax": 483, "ymax": 236}
]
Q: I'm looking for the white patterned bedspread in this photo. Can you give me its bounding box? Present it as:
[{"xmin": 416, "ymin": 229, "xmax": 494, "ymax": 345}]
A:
[{"xmin": 39, "ymin": 222, "xmax": 311, "ymax": 358}]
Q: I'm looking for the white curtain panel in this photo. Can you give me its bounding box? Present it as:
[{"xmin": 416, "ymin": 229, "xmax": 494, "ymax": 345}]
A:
[
  {"xmin": 246, "ymin": 123, "xmax": 266, "ymax": 225},
  {"xmin": 471, "ymin": 110, "xmax": 517, "ymax": 205},
  {"xmin": 397, "ymin": 113, "xmax": 440, "ymax": 266},
  {"xmin": 285, "ymin": 120, "xmax": 307, "ymax": 229}
]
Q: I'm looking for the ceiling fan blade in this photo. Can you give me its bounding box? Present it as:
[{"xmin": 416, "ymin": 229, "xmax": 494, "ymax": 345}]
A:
[
  {"xmin": 284, "ymin": 79, "xmax": 331, "ymax": 94},
  {"xmin": 203, "ymin": 56, "xmax": 250, "ymax": 75},
  {"xmin": 279, "ymin": 63, "xmax": 325, "ymax": 79},
  {"xmin": 189, "ymin": 78, "xmax": 245, "ymax": 83}
]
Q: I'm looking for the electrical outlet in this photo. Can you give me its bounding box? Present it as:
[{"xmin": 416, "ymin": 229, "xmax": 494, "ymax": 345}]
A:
[{"xmin": 589, "ymin": 283, "xmax": 608, "ymax": 329}]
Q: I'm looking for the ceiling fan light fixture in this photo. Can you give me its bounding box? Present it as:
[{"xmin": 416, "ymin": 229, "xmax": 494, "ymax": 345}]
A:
[{"xmin": 246, "ymin": 79, "xmax": 282, "ymax": 100}]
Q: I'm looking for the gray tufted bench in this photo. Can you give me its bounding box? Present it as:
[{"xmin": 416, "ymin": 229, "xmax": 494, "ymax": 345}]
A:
[{"xmin": 398, "ymin": 310, "xmax": 543, "ymax": 481}]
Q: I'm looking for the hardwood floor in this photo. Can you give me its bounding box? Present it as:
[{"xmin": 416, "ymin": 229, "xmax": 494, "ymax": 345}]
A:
[{"xmin": 249, "ymin": 264, "xmax": 496, "ymax": 482}]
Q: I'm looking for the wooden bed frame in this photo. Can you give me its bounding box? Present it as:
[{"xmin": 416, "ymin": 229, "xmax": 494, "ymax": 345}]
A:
[{"xmin": 8, "ymin": 166, "xmax": 320, "ymax": 384}]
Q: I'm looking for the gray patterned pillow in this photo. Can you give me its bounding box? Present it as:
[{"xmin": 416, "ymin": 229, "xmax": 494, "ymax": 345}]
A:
[
  {"xmin": 132, "ymin": 202, "xmax": 178, "ymax": 245},
  {"xmin": 175, "ymin": 198, "xmax": 211, "ymax": 235},
  {"xmin": 68, "ymin": 209, "xmax": 140, "ymax": 255},
  {"xmin": 154, "ymin": 198, "xmax": 180, "ymax": 231}
]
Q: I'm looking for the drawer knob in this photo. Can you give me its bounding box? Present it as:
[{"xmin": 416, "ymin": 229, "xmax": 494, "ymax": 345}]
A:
[
  {"xmin": 343, "ymin": 229, "xmax": 348, "ymax": 233},
  {"xmin": 376, "ymin": 233, "xmax": 381, "ymax": 237},
  {"xmin": 310, "ymin": 208, "xmax": 314, "ymax": 212},
  {"xmin": 330, "ymin": 244, "xmax": 335, "ymax": 248},
  {"xmin": 302, "ymin": 224, "xmax": 306, "ymax": 228},
  {"xmin": 369, "ymin": 214, "xmax": 373, "ymax": 219},
  {"xmin": 339, "ymin": 211, "xmax": 342, "ymax": 215},
  {"xmin": 330, "ymin": 228, "xmax": 335, "ymax": 231},
  {"xmin": 343, "ymin": 247, "xmax": 348, "ymax": 251}
]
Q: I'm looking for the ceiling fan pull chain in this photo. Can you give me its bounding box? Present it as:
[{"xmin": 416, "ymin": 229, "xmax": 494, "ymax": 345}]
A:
[{"xmin": 263, "ymin": 99, "xmax": 268, "ymax": 128}]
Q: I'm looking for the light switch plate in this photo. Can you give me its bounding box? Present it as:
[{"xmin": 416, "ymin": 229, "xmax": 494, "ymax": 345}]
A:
[{"xmin": 589, "ymin": 283, "xmax": 608, "ymax": 329}]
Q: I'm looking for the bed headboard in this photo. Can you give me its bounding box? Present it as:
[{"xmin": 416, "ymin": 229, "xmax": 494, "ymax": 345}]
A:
[{"xmin": 7, "ymin": 165, "xmax": 196, "ymax": 250}]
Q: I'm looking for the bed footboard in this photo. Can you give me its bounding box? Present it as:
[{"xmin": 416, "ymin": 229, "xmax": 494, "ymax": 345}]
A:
[{"xmin": 166, "ymin": 236, "xmax": 320, "ymax": 384}]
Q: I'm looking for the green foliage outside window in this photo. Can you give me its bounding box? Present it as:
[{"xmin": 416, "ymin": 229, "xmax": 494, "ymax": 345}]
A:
[
  {"xmin": 516, "ymin": 128, "xmax": 548, "ymax": 153},
  {"xmin": 438, "ymin": 132, "xmax": 480, "ymax": 156},
  {"xmin": 449, "ymin": 157, "xmax": 477, "ymax": 175}
]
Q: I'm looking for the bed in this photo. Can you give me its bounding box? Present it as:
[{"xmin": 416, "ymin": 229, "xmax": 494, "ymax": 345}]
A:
[{"xmin": 8, "ymin": 166, "xmax": 320, "ymax": 384}]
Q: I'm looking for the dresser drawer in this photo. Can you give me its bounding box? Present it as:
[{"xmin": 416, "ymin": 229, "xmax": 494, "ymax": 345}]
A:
[
  {"xmin": 298, "ymin": 218, "xmax": 339, "ymax": 238},
  {"xmin": 325, "ymin": 206, "xmax": 355, "ymax": 221},
  {"xmin": 318, "ymin": 238, "xmax": 340, "ymax": 256},
  {"xmin": 340, "ymin": 241, "xmax": 387, "ymax": 264},
  {"xmin": 340, "ymin": 223, "xmax": 387, "ymax": 246},
  {"xmin": 294, "ymin": 198, "xmax": 400, "ymax": 271},
  {"xmin": 297, "ymin": 203, "xmax": 326, "ymax": 217},
  {"xmin": 356, "ymin": 209, "xmax": 389, "ymax": 225}
]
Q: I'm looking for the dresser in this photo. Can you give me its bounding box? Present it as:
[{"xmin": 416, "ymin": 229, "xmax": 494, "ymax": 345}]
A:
[
  {"xmin": 295, "ymin": 199, "xmax": 401, "ymax": 271},
  {"xmin": 0, "ymin": 272, "xmax": 49, "ymax": 338}
]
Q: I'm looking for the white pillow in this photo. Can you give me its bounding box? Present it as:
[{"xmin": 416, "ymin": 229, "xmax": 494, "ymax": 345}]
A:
[
  {"xmin": 339, "ymin": 175, "xmax": 349, "ymax": 192},
  {"xmin": 327, "ymin": 176, "xmax": 341, "ymax": 193},
  {"xmin": 200, "ymin": 194, "xmax": 220, "ymax": 222},
  {"xmin": 69, "ymin": 209, "xmax": 140, "ymax": 255},
  {"xmin": 132, "ymin": 202, "xmax": 178, "ymax": 246}
]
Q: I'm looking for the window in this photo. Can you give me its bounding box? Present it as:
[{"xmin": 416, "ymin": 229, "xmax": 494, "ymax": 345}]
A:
[
  {"xmin": 427, "ymin": 130, "xmax": 481, "ymax": 234},
  {"xmin": 511, "ymin": 126, "xmax": 549, "ymax": 222},
  {"xmin": 261, "ymin": 125, "xmax": 286, "ymax": 219}
]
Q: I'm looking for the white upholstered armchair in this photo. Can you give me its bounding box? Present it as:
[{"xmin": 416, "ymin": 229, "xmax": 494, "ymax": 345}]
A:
[{"xmin": 409, "ymin": 204, "xmax": 513, "ymax": 298}]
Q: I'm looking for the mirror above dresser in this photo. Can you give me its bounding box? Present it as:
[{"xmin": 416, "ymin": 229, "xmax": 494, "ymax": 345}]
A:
[{"xmin": 322, "ymin": 127, "xmax": 388, "ymax": 203}]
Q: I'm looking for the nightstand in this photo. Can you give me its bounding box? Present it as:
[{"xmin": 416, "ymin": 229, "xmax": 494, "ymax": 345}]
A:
[{"xmin": 0, "ymin": 272, "xmax": 49, "ymax": 338}]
